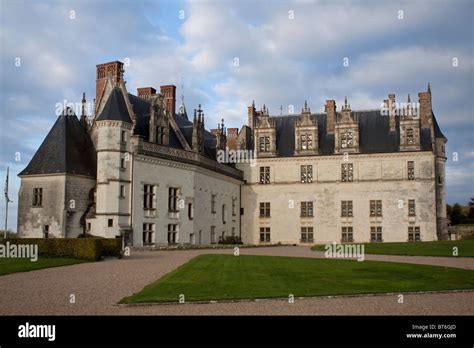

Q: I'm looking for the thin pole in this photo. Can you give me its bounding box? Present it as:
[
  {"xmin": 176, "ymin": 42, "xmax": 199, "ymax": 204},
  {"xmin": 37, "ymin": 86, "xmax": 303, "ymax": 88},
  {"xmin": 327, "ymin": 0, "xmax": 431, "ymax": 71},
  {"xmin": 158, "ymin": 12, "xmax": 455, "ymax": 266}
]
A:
[{"xmin": 4, "ymin": 167, "xmax": 9, "ymax": 238}]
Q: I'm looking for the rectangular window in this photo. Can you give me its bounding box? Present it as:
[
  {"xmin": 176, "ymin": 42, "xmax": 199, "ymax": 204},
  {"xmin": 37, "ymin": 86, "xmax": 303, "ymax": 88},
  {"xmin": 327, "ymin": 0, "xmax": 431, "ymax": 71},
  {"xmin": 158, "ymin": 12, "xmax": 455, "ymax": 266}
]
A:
[
  {"xmin": 259, "ymin": 202, "xmax": 271, "ymax": 218},
  {"xmin": 259, "ymin": 227, "xmax": 271, "ymax": 242},
  {"xmin": 300, "ymin": 165, "xmax": 313, "ymax": 183},
  {"xmin": 259, "ymin": 136, "xmax": 270, "ymax": 152},
  {"xmin": 259, "ymin": 166, "xmax": 270, "ymax": 184},
  {"xmin": 108, "ymin": 219, "xmax": 113, "ymax": 227},
  {"xmin": 121, "ymin": 130, "xmax": 126, "ymax": 144},
  {"xmin": 301, "ymin": 134, "xmax": 313, "ymax": 150},
  {"xmin": 370, "ymin": 226, "xmax": 383, "ymax": 242},
  {"xmin": 222, "ymin": 204, "xmax": 226, "ymax": 223},
  {"xmin": 120, "ymin": 185, "xmax": 125, "ymax": 198},
  {"xmin": 301, "ymin": 227, "xmax": 314, "ymax": 243},
  {"xmin": 143, "ymin": 184, "xmax": 155, "ymax": 210},
  {"xmin": 210, "ymin": 226, "xmax": 216, "ymax": 244},
  {"xmin": 33, "ymin": 188, "xmax": 43, "ymax": 206},
  {"xmin": 211, "ymin": 194, "xmax": 216, "ymax": 213},
  {"xmin": 232, "ymin": 197, "xmax": 237, "ymax": 216},
  {"xmin": 43, "ymin": 225, "xmax": 49, "ymax": 239},
  {"xmin": 341, "ymin": 227, "xmax": 353, "ymax": 242},
  {"xmin": 341, "ymin": 200, "xmax": 353, "ymax": 217},
  {"xmin": 143, "ymin": 223, "xmax": 154, "ymax": 245},
  {"xmin": 406, "ymin": 128, "xmax": 414, "ymax": 145},
  {"xmin": 370, "ymin": 200, "xmax": 382, "ymax": 217},
  {"xmin": 300, "ymin": 201, "xmax": 314, "ymax": 217},
  {"xmin": 407, "ymin": 161, "xmax": 415, "ymax": 180},
  {"xmin": 168, "ymin": 187, "xmax": 178, "ymax": 212},
  {"xmin": 188, "ymin": 203, "xmax": 194, "ymax": 220},
  {"xmin": 408, "ymin": 200, "xmax": 416, "ymax": 216},
  {"xmin": 408, "ymin": 226, "xmax": 421, "ymax": 242},
  {"xmin": 341, "ymin": 163, "xmax": 353, "ymax": 182},
  {"xmin": 120, "ymin": 158, "xmax": 126, "ymax": 169},
  {"xmin": 167, "ymin": 224, "xmax": 178, "ymax": 244}
]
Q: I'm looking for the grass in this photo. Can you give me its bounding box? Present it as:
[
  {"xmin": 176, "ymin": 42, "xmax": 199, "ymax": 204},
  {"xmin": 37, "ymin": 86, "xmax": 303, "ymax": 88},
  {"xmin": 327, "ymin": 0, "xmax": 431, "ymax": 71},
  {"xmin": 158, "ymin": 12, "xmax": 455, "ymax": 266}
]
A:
[
  {"xmin": 120, "ymin": 254, "xmax": 474, "ymax": 304},
  {"xmin": 311, "ymin": 240, "xmax": 474, "ymax": 257},
  {"xmin": 0, "ymin": 257, "xmax": 86, "ymax": 276}
]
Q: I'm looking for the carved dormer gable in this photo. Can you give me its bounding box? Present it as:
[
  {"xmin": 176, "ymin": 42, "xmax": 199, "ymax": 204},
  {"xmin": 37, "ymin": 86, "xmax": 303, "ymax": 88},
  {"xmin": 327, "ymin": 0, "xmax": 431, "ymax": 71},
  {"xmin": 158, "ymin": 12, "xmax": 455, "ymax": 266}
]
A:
[
  {"xmin": 294, "ymin": 101, "xmax": 318, "ymax": 155},
  {"xmin": 399, "ymin": 94, "xmax": 421, "ymax": 151},
  {"xmin": 334, "ymin": 97, "xmax": 360, "ymax": 154},
  {"xmin": 215, "ymin": 118, "xmax": 227, "ymax": 152},
  {"xmin": 254, "ymin": 104, "xmax": 276, "ymax": 157},
  {"xmin": 149, "ymin": 94, "xmax": 169, "ymax": 145}
]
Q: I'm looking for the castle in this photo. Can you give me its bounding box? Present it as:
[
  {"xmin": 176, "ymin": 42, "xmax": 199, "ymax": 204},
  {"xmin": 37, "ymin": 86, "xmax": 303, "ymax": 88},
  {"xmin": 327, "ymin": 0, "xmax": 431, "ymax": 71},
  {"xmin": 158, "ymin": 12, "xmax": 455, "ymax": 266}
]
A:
[{"xmin": 17, "ymin": 60, "xmax": 448, "ymax": 246}]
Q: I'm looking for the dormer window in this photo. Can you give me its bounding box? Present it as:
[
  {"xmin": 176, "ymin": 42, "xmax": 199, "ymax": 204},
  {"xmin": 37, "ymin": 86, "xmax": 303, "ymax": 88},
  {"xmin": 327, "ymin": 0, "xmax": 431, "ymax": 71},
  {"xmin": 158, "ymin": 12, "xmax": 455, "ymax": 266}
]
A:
[
  {"xmin": 301, "ymin": 134, "xmax": 313, "ymax": 150},
  {"xmin": 259, "ymin": 136, "xmax": 270, "ymax": 152},
  {"xmin": 341, "ymin": 131, "xmax": 354, "ymax": 148}
]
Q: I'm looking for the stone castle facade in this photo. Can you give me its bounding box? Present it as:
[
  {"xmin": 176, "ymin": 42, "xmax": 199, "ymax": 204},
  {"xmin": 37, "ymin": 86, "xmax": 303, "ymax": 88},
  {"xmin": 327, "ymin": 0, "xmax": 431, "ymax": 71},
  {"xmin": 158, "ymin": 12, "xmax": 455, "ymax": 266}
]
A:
[{"xmin": 17, "ymin": 60, "xmax": 448, "ymax": 246}]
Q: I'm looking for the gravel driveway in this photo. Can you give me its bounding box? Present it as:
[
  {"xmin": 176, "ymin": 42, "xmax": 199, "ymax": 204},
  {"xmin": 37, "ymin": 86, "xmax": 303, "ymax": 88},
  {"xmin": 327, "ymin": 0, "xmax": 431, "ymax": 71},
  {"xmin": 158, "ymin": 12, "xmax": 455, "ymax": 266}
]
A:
[{"xmin": 0, "ymin": 246, "xmax": 473, "ymax": 315}]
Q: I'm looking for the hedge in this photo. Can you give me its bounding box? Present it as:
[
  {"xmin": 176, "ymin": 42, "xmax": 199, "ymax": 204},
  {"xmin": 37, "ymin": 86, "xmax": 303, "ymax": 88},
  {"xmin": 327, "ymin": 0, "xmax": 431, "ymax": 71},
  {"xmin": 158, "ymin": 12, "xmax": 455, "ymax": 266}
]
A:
[{"xmin": 3, "ymin": 238, "xmax": 121, "ymax": 261}]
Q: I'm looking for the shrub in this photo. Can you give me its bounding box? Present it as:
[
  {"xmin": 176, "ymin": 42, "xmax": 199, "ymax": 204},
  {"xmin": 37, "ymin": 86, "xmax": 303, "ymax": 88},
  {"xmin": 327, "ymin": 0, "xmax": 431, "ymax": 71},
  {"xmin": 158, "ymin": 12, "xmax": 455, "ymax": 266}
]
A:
[
  {"xmin": 218, "ymin": 236, "xmax": 243, "ymax": 245},
  {"xmin": 100, "ymin": 238, "xmax": 122, "ymax": 257},
  {"xmin": 4, "ymin": 238, "xmax": 102, "ymax": 261}
]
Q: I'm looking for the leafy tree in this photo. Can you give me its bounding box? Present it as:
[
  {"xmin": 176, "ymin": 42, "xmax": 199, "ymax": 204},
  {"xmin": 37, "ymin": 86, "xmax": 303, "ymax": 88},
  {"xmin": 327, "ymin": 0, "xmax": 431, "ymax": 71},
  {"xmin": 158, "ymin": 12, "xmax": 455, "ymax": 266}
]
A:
[{"xmin": 450, "ymin": 203, "xmax": 465, "ymax": 225}]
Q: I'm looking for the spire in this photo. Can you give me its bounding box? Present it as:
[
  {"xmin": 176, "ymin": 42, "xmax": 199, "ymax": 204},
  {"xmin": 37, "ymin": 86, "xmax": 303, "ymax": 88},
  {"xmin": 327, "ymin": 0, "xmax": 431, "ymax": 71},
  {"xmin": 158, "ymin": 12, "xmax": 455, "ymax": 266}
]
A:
[
  {"xmin": 344, "ymin": 96, "xmax": 348, "ymax": 108},
  {"xmin": 407, "ymin": 94, "xmax": 411, "ymax": 103},
  {"xmin": 427, "ymin": 82, "xmax": 431, "ymax": 94},
  {"xmin": 81, "ymin": 93, "xmax": 86, "ymax": 117},
  {"xmin": 252, "ymin": 100, "xmax": 255, "ymax": 108}
]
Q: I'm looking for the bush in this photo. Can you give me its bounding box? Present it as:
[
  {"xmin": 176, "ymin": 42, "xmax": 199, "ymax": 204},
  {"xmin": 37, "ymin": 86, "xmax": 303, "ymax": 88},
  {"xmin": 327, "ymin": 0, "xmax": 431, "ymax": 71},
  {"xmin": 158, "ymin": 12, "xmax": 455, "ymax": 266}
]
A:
[
  {"xmin": 218, "ymin": 236, "xmax": 243, "ymax": 245},
  {"xmin": 4, "ymin": 238, "xmax": 102, "ymax": 261},
  {"xmin": 100, "ymin": 238, "xmax": 122, "ymax": 257}
]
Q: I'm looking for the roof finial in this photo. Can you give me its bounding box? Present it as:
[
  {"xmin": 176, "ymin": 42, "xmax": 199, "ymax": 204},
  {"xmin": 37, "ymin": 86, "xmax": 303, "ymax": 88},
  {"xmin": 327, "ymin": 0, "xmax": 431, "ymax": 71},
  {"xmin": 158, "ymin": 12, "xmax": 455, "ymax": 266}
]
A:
[
  {"xmin": 427, "ymin": 82, "xmax": 431, "ymax": 93},
  {"xmin": 407, "ymin": 94, "xmax": 411, "ymax": 103},
  {"xmin": 252, "ymin": 100, "xmax": 255, "ymax": 108}
]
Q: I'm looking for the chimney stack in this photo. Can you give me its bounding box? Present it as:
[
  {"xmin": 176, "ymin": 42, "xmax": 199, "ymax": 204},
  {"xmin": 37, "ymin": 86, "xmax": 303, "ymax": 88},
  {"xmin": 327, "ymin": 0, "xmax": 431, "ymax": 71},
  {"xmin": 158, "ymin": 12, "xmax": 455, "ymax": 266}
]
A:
[
  {"xmin": 325, "ymin": 100, "xmax": 336, "ymax": 133},
  {"xmin": 248, "ymin": 100, "xmax": 256, "ymax": 129},
  {"xmin": 388, "ymin": 93, "xmax": 396, "ymax": 131},
  {"xmin": 95, "ymin": 61, "xmax": 124, "ymax": 111},
  {"xmin": 160, "ymin": 85, "xmax": 176, "ymax": 116},
  {"xmin": 137, "ymin": 87, "xmax": 157, "ymax": 100},
  {"xmin": 418, "ymin": 83, "xmax": 432, "ymax": 129}
]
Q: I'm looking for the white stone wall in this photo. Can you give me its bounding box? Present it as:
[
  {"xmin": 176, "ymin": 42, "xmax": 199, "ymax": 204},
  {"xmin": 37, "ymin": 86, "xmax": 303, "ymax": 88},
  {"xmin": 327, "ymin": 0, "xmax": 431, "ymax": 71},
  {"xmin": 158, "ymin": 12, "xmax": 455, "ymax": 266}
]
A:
[
  {"xmin": 238, "ymin": 151, "xmax": 438, "ymax": 244},
  {"xmin": 132, "ymin": 155, "xmax": 241, "ymax": 247}
]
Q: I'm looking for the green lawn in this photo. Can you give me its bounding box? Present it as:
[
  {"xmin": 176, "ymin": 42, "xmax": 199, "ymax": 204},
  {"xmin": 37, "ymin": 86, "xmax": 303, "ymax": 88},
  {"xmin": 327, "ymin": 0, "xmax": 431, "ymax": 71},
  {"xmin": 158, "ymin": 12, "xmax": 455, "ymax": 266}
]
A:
[
  {"xmin": 0, "ymin": 258, "xmax": 86, "ymax": 276},
  {"xmin": 311, "ymin": 240, "xmax": 474, "ymax": 257},
  {"xmin": 120, "ymin": 254, "xmax": 474, "ymax": 304}
]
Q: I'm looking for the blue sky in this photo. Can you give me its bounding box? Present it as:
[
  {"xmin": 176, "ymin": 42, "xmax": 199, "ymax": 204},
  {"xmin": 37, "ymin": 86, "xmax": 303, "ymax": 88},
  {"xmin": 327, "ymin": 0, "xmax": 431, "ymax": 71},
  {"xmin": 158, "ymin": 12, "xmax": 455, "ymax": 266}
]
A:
[{"xmin": 0, "ymin": 0, "xmax": 473, "ymax": 231}]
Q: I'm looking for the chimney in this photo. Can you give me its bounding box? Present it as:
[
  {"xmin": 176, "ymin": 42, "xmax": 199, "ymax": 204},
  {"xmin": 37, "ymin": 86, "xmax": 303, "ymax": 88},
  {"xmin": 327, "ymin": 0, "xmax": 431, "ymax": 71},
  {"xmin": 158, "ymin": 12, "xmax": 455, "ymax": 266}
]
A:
[
  {"xmin": 325, "ymin": 100, "xmax": 336, "ymax": 133},
  {"xmin": 388, "ymin": 93, "xmax": 396, "ymax": 131},
  {"xmin": 160, "ymin": 85, "xmax": 176, "ymax": 116},
  {"xmin": 137, "ymin": 87, "xmax": 156, "ymax": 100},
  {"xmin": 96, "ymin": 61, "xmax": 124, "ymax": 111},
  {"xmin": 226, "ymin": 128, "xmax": 239, "ymax": 151},
  {"xmin": 418, "ymin": 83, "xmax": 432, "ymax": 129},
  {"xmin": 248, "ymin": 100, "xmax": 256, "ymax": 129}
]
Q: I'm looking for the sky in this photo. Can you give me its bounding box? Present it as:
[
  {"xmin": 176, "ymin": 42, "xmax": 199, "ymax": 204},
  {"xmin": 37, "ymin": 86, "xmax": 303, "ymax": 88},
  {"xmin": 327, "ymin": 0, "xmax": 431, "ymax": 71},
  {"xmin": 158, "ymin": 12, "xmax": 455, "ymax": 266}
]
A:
[{"xmin": 0, "ymin": 0, "xmax": 473, "ymax": 231}]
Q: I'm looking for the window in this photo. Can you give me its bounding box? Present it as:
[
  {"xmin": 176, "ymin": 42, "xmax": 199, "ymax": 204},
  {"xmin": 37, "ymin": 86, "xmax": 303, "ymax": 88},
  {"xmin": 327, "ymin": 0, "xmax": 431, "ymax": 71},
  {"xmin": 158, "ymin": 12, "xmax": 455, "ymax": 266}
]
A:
[
  {"xmin": 231, "ymin": 227, "xmax": 236, "ymax": 236},
  {"xmin": 370, "ymin": 200, "xmax": 382, "ymax": 217},
  {"xmin": 408, "ymin": 226, "xmax": 420, "ymax": 242},
  {"xmin": 301, "ymin": 134, "xmax": 313, "ymax": 150},
  {"xmin": 341, "ymin": 163, "xmax": 353, "ymax": 182},
  {"xmin": 120, "ymin": 185, "xmax": 125, "ymax": 198},
  {"xmin": 108, "ymin": 219, "xmax": 113, "ymax": 227},
  {"xmin": 300, "ymin": 165, "xmax": 313, "ymax": 183},
  {"xmin": 370, "ymin": 227, "xmax": 382, "ymax": 242},
  {"xmin": 301, "ymin": 227, "xmax": 314, "ymax": 243},
  {"xmin": 156, "ymin": 126, "xmax": 165, "ymax": 144},
  {"xmin": 408, "ymin": 200, "xmax": 416, "ymax": 216},
  {"xmin": 341, "ymin": 200, "xmax": 353, "ymax": 217},
  {"xmin": 210, "ymin": 226, "xmax": 216, "ymax": 244},
  {"xmin": 259, "ymin": 227, "xmax": 271, "ymax": 242},
  {"xmin": 259, "ymin": 136, "xmax": 270, "ymax": 152},
  {"xmin": 259, "ymin": 202, "xmax": 271, "ymax": 218},
  {"xmin": 188, "ymin": 203, "xmax": 194, "ymax": 220},
  {"xmin": 407, "ymin": 161, "xmax": 415, "ymax": 180},
  {"xmin": 167, "ymin": 224, "xmax": 178, "ymax": 244},
  {"xmin": 33, "ymin": 188, "xmax": 43, "ymax": 206},
  {"xmin": 211, "ymin": 194, "xmax": 216, "ymax": 213},
  {"xmin": 143, "ymin": 223, "xmax": 154, "ymax": 245},
  {"xmin": 232, "ymin": 197, "xmax": 237, "ymax": 216},
  {"xmin": 121, "ymin": 130, "xmax": 126, "ymax": 144},
  {"xmin": 259, "ymin": 166, "xmax": 270, "ymax": 184},
  {"xmin": 87, "ymin": 223, "xmax": 91, "ymax": 232},
  {"xmin": 43, "ymin": 225, "xmax": 49, "ymax": 239},
  {"xmin": 341, "ymin": 131, "xmax": 354, "ymax": 148},
  {"xmin": 168, "ymin": 187, "xmax": 179, "ymax": 212},
  {"xmin": 406, "ymin": 128, "xmax": 414, "ymax": 145},
  {"xmin": 437, "ymin": 176, "xmax": 443, "ymax": 185},
  {"xmin": 121, "ymin": 158, "xmax": 126, "ymax": 170},
  {"xmin": 341, "ymin": 227, "xmax": 353, "ymax": 242},
  {"xmin": 143, "ymin": 185, "xmax": 155, "ymax": 210},
  {"xmin": 301, "ymin": 201, "xmax": 314, "ymax": 217},
  {"xmin": 222, "ymin": 204, "xmax": 226, "ymax": 223}
]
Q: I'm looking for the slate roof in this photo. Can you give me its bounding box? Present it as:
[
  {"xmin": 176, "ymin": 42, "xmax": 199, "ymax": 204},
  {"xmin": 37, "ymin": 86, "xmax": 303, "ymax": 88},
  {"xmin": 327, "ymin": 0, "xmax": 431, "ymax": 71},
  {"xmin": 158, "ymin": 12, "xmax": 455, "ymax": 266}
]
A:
[
  {"xmin": 269, "ymin": 110, "xmax": 443, "ymax": 157},
  {"xmin": 96, "ymin": 87, "xmax": 132, "ymax": 123},
  {"xmin": 19, "ymin": 112, "xmax": 97, "ymax": 177},
  {"xmin": 128, "ymin": 93, "xmax": 217, "ymax": 159}
]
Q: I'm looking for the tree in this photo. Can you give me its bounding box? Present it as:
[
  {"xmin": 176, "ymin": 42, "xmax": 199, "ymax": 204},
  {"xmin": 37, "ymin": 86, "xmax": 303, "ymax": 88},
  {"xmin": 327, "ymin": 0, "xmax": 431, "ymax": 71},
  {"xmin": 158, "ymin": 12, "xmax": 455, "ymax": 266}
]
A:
[{"xmin": 450, "ymin": 203, "xmax": 465, "ymax": 225}]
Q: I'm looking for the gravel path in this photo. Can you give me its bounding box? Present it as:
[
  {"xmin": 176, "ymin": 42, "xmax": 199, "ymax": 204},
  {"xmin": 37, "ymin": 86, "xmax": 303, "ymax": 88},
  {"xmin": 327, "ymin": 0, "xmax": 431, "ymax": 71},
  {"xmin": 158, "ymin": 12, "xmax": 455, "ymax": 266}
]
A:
[{"xmin": 0, "ymin": 246, "xmax": 473, "ymax": 315}]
